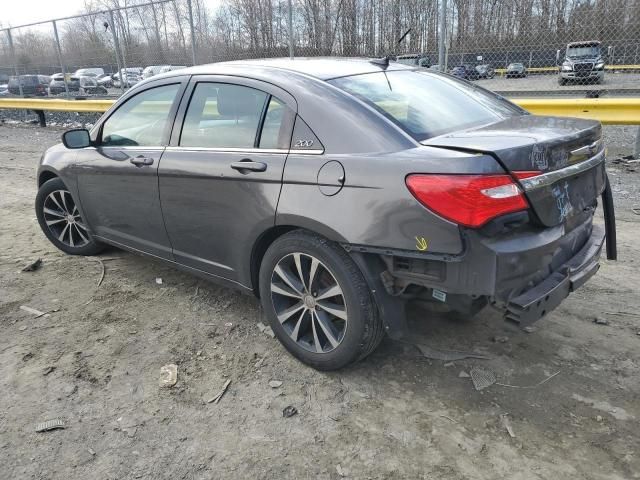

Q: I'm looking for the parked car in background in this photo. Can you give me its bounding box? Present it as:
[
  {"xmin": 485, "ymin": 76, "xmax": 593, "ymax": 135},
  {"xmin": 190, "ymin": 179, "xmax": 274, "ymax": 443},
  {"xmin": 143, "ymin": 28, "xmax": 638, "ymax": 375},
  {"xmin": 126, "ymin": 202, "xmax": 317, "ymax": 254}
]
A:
[
  {"xmin": 113, "ymin": 69, "xmax": 142, "ymax": 88},
  {"xmin": 8, "ymin": 75, "xmax": 50, "ymax": 96},
  {"xmin": 74, "ymin": 68, "xmax": 105, "ymax": 78},
  {"xmin": 49, "ymin": 73, "xmax": 108, "ymax": 96},
  {"xmin": 450, "ymin": 64, "xmax": 480, "ymax": 80},
  {"xmin": 159, "ymin": 65, "xmax": 187, "ymax": 74},
  {"xmin": 506, "ymin": 63, "xmax": 527, "ymax": 78},
  {"xmin": 96, "ymin": 73, "xmax": 113, "ymax": 88},
  {"xmin": 35, "ymin": 58, "xmax": 616, "ymax": 370},
  {"xmin": 395, "ymin": 54, "xmax": 430, "ymax": 68},
  {"xmin": 142, "ymin": 65, "xmax": 169, "ymax": 79},
  {"xmin": 475, "ymin": 64, "xmax": 495, "ymax": 79}
]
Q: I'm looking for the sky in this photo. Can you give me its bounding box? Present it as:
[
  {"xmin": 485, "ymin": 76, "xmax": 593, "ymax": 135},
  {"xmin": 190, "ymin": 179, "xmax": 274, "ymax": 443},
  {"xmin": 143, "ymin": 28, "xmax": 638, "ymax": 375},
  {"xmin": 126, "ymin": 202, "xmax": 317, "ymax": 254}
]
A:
[{"xmin": 1, "ymin": 0, "xmax": 220, "ymax": 28}]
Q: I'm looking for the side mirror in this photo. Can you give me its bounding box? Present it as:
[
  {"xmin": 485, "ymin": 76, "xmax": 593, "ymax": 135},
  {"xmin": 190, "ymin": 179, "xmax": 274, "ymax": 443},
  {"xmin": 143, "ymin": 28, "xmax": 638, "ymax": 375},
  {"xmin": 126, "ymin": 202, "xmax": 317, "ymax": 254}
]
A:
[{"xmin": 62, "ymin": 129, "xmax": 91, "ymax": 149}]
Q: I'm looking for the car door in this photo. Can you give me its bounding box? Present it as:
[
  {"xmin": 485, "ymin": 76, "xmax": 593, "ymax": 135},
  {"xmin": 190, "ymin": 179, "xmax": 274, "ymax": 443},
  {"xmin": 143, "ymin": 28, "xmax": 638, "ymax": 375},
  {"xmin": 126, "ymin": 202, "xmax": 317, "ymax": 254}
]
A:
[
  {"xmin": 158, "ymin": 76, "xmax": 296, "ymax": 286},
  {"xmin": 76, "ymin": 78, "xmax": 187, "ymax": 258}
]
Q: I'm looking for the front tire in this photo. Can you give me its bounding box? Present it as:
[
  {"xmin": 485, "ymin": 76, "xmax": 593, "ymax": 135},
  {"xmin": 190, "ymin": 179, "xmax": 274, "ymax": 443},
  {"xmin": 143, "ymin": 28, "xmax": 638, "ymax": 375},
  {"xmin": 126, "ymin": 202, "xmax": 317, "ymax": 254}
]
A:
[
  {"xmin": 35, "ymin": 177, "xmax": 104, "ymax": 256},
  {"xmin": 259, "ymin": 230, "xmax": 384, "ymax": 370}
]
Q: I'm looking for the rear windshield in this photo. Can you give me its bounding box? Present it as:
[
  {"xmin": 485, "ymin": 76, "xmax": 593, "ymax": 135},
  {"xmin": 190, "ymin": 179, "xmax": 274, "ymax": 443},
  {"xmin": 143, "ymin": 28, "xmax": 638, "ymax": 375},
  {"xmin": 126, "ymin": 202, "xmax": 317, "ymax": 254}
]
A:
[{"xmin": 329, "ymin": 70, "xmax": 523, "ymax": 140}]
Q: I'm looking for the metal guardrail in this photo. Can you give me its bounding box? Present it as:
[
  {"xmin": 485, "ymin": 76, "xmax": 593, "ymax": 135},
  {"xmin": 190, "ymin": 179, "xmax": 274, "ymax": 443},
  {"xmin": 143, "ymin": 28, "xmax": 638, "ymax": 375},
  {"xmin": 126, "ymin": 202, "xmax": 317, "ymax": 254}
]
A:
[
  {"xmin": 515, "ymin": 98, "xmax": 640, "ymax": 125},
  {"xmin": 0, "ymin": 96, "xmax": 639, "ymax": 126},
  {"xmin": 494, "ymin": 65, "xmax": 640, "ymax": 75}
]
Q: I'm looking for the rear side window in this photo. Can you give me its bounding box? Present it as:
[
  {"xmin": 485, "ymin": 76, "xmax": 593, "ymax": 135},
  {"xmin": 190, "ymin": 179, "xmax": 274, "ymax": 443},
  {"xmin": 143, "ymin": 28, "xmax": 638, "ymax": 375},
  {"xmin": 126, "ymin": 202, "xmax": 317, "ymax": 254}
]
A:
[
  {"xmin": 330, "ymin": 70, "xmax": 523, "ymax": 140},
  {"xmin": 101, "ymin": 84, "xmax": 180, "ymax": 147},
  {"xmin": 181, "ymin": 83, "xmax": 271, "ymax": 149}
]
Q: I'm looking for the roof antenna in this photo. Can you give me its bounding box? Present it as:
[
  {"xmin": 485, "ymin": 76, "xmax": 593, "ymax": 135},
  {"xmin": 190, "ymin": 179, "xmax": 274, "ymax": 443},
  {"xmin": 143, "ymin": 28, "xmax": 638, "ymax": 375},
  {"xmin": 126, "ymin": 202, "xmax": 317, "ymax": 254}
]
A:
[{"xmin": 370, "ymin": 28, "xmax": 412, "ymax": 69}]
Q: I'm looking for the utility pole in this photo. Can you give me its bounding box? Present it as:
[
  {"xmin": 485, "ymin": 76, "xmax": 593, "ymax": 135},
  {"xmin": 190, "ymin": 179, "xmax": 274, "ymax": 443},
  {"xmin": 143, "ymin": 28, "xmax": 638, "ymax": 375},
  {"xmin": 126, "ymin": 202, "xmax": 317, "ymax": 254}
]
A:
[
  {"xmin": 438, "ymin": 0, "xmax": 447, "ymax": 71},
  {"xmin": 187, "ymin": 0, "xmax": 197, "ymax": 65},
  {"xmin": 6, "ymin": 29, "xmax": 24, "ymax": 97},
  {"xmin": 52, "ymin": 21, "xmax": 70, "ymax": 96},
  {"xmin": 108, "ymin": 10, "xmax": 125, "ymax": 94},
  {"xmin": 288, "ymin": 0, "xmax": 294, "ymax": 59}
]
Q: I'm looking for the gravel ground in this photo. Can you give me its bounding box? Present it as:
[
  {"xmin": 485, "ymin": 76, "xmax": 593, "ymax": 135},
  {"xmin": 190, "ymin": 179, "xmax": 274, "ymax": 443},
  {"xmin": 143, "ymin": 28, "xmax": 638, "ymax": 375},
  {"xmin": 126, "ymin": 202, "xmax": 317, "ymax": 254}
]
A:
[{"xmin": 1, "ymin": 124, "xmax": 640, "ymax": 480}]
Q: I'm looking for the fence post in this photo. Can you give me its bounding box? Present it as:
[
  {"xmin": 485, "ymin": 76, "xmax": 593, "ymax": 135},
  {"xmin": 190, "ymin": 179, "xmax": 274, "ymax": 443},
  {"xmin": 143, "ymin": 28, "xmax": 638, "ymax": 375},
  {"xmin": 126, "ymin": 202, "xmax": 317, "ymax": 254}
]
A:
[
  {"xmin": 438, "ymin": 0, "xmax": 447, "ymax": 71},
  {"xmin": 52, "ymin": 21, "xmax": 69, "ymax": 97},
  {"xmin": 288, "ymin": 0, "xmax": 294, "ymax": 59},
  {"xmin": 6, "ymin": 29, "xmax": 24, "ymax": 97},
  {"xmin": 187, "ymin": 0, "xmax": 197, "ymax": 65},
  {"xmin": 108, "ymin": 10, "xmax": 125, "ymax": 94}
]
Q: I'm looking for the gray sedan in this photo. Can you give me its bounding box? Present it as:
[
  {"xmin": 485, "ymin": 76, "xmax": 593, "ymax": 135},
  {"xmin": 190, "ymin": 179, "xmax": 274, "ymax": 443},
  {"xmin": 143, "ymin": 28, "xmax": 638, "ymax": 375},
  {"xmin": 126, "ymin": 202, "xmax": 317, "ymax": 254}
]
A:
[{"xmin": 35, "ymin": 58, "xmax": 616, "ymax": 370}]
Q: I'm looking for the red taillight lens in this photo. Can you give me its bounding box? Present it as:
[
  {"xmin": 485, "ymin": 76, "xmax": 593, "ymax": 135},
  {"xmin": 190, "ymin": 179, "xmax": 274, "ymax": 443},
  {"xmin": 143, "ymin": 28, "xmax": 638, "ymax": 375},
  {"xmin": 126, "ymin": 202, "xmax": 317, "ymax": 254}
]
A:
[{"xmin": 406, "ymin": 174, "xmax": 531, "ymax": 228}]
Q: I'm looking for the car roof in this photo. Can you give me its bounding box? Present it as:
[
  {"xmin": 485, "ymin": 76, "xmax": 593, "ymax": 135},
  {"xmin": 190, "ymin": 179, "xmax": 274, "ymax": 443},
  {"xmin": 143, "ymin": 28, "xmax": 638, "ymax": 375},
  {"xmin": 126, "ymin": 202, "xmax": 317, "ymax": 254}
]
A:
[{"xmin": 166, "ymin": 57, "xmax": 415, "ymax": 81}]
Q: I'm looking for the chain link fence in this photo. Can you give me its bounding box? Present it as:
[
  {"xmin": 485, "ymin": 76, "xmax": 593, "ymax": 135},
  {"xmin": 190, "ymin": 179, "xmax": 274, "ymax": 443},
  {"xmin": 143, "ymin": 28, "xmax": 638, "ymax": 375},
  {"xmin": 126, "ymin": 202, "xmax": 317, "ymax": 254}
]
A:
[{"xmin": 1, "ymin": 0, "xmax": 639, "ymax": 99}]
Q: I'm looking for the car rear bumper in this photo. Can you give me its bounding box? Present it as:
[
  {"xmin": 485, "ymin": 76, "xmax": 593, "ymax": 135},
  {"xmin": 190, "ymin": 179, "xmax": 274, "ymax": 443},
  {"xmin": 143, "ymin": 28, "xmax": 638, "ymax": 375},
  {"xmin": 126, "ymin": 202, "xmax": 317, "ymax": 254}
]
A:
[{"xmin": 503, "ymin": 223, "xmax": 604, "ymax": 325}]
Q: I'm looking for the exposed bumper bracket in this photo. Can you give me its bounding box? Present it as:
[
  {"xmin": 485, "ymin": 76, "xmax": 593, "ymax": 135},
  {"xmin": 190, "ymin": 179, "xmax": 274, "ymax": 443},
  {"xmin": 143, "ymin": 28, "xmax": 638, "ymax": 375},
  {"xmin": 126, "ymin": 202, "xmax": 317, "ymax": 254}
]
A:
[{"xmin": 505, "ymin": 224, "xmax": 605, "ymax": 326}]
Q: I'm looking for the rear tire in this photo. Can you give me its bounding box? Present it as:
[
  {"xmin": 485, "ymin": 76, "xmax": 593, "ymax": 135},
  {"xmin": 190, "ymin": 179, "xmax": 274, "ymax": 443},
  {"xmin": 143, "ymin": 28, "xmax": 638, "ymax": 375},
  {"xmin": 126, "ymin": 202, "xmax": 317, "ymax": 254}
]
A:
[
  {"xmin": 259, "ymin": 230, "xmax": 384, "ymax": 370},
  {"xmin": 35, "ymin": 177, "xmax": 104, "ymax": 256}
]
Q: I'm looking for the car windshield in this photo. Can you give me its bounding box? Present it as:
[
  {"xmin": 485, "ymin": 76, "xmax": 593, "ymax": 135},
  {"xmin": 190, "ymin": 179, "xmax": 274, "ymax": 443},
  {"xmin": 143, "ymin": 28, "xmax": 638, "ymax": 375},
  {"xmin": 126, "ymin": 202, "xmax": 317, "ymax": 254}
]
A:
[
  {"xmin": 329, "ymin": 70, "xmax": 522, "ymax": 140},
  {"xmin": 396, "ymin": 57, "xmax": 417, "ymax": 65},
  {"xmin": 567, "ymin": 45, "xmax": 600, "ymax": 58},
  {"xmin": 509, "ymin": 63, "xmax": 523, "ymax": 68}
]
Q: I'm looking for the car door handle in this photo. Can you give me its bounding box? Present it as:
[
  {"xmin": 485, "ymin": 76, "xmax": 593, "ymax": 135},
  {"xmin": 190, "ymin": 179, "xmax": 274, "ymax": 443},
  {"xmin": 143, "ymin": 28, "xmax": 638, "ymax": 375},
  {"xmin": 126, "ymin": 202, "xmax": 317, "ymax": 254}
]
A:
[
  {"xmin": 230, "ymin": 159, "xmax": 267, "ymax": 173},
  {"xmin": 130, "ymin": 155, "xmax": 154, "ymax": 167}
]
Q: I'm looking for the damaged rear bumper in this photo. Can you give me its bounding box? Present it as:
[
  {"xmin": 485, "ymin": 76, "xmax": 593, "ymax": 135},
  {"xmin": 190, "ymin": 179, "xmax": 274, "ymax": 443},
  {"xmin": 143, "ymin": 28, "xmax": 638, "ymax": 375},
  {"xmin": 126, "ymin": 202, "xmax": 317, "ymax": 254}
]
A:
[{"xmin": 504, "ymin": 224, "xmax": 604, "ymax": 325}]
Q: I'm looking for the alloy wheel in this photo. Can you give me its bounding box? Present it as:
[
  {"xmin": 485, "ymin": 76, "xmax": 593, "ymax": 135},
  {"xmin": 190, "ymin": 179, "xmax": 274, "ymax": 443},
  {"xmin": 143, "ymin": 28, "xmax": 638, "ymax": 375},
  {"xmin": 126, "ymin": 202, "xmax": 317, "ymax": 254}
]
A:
[
  {"xmin": 270, "ymin": 252, "xmax": 348, "ymax": 354},
  {"xmin": 42, "ymin": 189, "xmax": 90, "ymax": 248}
]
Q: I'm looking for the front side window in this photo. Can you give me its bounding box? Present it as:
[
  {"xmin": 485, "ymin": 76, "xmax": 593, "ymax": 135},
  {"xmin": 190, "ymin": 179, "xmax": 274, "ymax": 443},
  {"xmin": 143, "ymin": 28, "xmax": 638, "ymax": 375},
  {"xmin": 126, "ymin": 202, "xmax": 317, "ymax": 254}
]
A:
[
  {"xmin": 330, "ymin": 70, "xmax": 523, "ymax": 140},
  {"xmin": 101, "ymin": 83, "xmax": 180, "ymax": 147},
  {"xmin": 181, "ymin": 83, "xmax": 275, "ymax": 149}
]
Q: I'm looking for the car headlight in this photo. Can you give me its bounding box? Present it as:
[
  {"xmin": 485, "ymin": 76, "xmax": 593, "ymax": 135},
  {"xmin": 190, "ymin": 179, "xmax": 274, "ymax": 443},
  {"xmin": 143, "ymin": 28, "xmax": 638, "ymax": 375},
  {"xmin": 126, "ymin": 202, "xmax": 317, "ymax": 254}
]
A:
[
  {"xmin": 562, "ymin": 63, "xmax": 572, "ymax": 71},
  {"xmin": 595, "ymin": 62, "xmax": 604, "ymax": 69}
]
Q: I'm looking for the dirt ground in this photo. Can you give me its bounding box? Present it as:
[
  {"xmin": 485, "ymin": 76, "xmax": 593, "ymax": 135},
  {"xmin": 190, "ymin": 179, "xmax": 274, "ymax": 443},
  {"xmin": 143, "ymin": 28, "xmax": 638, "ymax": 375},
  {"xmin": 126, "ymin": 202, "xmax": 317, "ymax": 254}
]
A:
[{"xmin": 1, "ymin": 124, "xmax": 639, "ymax": 480}]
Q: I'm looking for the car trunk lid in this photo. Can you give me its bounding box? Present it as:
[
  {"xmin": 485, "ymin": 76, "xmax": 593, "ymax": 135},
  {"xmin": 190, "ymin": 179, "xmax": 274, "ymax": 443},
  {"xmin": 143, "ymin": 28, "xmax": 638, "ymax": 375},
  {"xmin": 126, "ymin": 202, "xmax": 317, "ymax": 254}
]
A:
[{"xmin": 422, "ymin": 115, "xmax": 606, "ymax": 227}]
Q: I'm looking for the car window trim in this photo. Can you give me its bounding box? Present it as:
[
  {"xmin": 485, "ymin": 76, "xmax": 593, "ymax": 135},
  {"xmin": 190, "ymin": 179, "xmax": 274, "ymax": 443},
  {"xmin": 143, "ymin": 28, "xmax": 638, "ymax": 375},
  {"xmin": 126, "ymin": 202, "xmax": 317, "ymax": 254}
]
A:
[{"xmin": 254, "ymin": 94, "xmax": 272, "ymax": 148}]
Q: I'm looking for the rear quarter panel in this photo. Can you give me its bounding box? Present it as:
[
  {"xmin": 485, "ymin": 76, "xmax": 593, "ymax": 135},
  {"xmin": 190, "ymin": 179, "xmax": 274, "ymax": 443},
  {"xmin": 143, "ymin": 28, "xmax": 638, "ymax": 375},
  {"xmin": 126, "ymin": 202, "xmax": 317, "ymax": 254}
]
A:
[{"xmin": 277, "ymin": 146, "xmax": 506, "ymax": 255}]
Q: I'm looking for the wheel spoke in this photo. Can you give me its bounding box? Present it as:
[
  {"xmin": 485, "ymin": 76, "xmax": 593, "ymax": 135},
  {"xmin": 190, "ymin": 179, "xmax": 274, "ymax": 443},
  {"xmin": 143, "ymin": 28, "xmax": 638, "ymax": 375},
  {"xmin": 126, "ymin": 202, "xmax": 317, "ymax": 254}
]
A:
[
  {"xmin": 311, "ymin": 313, "xmax": 323, "ymax": 353},
  {"xmin": 317, "ymin": 301, "xmax": 347, "ymax": 320},
  {"xmin": 293, "ymin": 253, "xmax": 307, "ymax": 291},
  {"xmin": 68, "ymin": 224, "xmax": 75, "ymax": 246},
  {"xmin": 75, "ymin": 221, "xmax": 88, "ymax": 232},
  {"xmin": 58, "ymin": 223, "xmax": 70, "ymax": 242},
  {"xmin": 316, "ymin": 284, "xmax": 342, "ymax": 301},
  {"xmin": 49, "ymin": 192, "xmax": 65, "ymax": 212},
  {"xmin": 46, "ymin": 218, "xmax": 66, "ymax": 226},
  {"xmin": 60, "ymin": 191, "xmax": 70, "ymax": 213},
  {"xmin": 290, "ymin": 309, "xmax": 306, "ymax": 342},
  {"xmin": 274, "ymin": 264, "xmax": 304, "ymax": 295},
  {"xmin": 74, "ymin": 224, "xmax": 89, "ymax": 244},
  {"xmin": 276, "ymin": 302, "xmax": 305, "ymax": 324},
  {"xmin": 271, "ymin": 282, "xmax": 301, "ymax": 299},
  {"xmin": 308, "ymin": 257, "xmax": 319, "ymax": 292},
  {"xmin": 314, "ymin": 310, "xmax": 340, "ymax": 348},
  {"xmin": 43, "ymin": 207, "xmax": 66, "ymax": 218}
]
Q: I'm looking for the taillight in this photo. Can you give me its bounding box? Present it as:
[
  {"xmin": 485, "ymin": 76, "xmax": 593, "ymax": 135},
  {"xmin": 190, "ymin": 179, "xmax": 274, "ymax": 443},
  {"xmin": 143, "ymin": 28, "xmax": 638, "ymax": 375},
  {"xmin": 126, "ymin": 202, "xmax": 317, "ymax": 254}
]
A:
[{"xmin": 406, "ymin": 174, "xmax": 535, "ymax": 228}]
